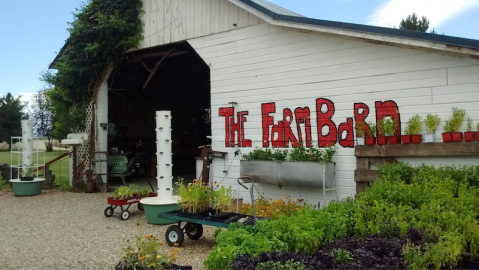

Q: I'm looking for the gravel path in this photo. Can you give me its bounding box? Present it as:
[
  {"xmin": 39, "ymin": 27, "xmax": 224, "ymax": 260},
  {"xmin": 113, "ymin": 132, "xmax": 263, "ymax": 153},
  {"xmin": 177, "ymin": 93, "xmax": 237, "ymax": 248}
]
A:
[{"xmin": 0, "ymin": 190, "xmax": 217, "ymax": 270}]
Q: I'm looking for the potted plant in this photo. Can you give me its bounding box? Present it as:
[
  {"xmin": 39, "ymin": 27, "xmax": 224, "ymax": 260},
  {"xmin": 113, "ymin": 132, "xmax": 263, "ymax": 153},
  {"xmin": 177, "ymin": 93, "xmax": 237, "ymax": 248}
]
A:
[
  {"xmin": 424, "ymin": 113, "xmax": 440, "ymax": 143},
  {"xmin": 376, "ymin": 119, "xmax": 387, "ymax": 145},
  {"xmin": 356, "ymin": 121, "xmax": 367, "ymax": 146},
  {"xmin": 117, "ymin": 234, "xmax": 189, "ymax": 270},
  {"xmin": 176, "ymin": 179, "xmax": 211, "ymax": 215},
  {"xmin": 21, "ymin": 166, "xmax": 35, "ymax": 181},
  {"xmin": 402, "ymin": 115, "xmax": 422, "ymax": 144},
  {"xmin": 464, "ymin": 117, "xmax": 475, "ymax": 141},
  {"xmin": 442, "ymin": 107, "xmax": 465, "ymax": 142},
  {"xmin": 379, "ymin": 117, "xmax": 397, "ymax": 144},
  {"xmin": 477, "ymin": 123, "xmax": 479, "ymax": 141},
  {"xmin": 366, "ymin": 122, "xmax": 376, "ymax": 145}
]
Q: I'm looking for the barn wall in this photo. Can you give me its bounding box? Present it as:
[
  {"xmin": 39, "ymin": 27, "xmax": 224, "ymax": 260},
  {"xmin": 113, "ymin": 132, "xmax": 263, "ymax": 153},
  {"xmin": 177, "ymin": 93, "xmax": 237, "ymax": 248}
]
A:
[
  {"xmin": 140, "ymin": 0, "xmax": 264, "ymax": 49},
  {"xmin": 188, "ymin": 23, "xmax": 479, "ymax": 206}
]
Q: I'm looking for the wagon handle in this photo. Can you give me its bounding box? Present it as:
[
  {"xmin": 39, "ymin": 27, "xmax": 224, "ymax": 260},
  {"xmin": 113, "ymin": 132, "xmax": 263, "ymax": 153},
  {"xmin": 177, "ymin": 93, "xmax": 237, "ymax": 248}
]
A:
[{"xmin": 237, "ymin": 176, "xmax": 252, "ymax": 190}]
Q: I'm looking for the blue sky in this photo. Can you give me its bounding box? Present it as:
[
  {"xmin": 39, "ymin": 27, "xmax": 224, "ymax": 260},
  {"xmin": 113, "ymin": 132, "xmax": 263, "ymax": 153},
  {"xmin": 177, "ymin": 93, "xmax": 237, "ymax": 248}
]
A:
[{"xmin": 1, "ymin": 0, "xmax": 478, "ymax": 104}]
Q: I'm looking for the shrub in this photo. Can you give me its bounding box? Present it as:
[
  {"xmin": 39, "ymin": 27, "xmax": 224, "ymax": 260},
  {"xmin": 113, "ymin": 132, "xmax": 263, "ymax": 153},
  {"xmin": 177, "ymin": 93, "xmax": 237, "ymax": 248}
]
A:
[
  {"xmin": 424, "ymin": 114, "xmax": 440, "ymax": 133},
  {"xmin": 444, "ymin": 107, "xmax": 465, "ymax": 132},
  {"xmin": 405, "ymin": 114, "xmax": 422, "ymax": 135},
  {"xmin": 331, "ymin": 248, "xmax": 354, "ymax": 264}
]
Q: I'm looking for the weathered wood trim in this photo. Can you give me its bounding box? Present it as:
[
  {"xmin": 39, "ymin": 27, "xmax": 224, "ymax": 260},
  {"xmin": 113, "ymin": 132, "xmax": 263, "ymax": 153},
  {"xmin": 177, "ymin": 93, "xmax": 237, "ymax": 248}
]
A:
[
  {"xmin": 368, "ymin": 157, "xmax": 398, "ymax": 165},
  {"xmin": 354, "ymin": 169, "xmax": 377, "ymax": 183},
  {"xmin": 355, "ymin": 142, "xmax": 479, "ymax": 157}
]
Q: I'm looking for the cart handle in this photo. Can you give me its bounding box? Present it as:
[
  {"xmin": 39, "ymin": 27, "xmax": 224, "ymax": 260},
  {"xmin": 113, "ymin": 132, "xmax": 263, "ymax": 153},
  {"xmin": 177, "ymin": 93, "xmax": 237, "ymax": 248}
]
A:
[{"xmin": 237, "ymin": 176, "xmax": 253, "ymax": 190}]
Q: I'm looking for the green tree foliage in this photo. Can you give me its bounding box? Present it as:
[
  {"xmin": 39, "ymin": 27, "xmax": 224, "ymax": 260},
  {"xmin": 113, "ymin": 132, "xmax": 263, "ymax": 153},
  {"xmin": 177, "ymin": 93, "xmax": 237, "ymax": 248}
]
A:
[
  {"xmin": 42, "ymin": 0, "xmax": 143, "ymax": 139},
  {"xmin": 399, "ymin": 13, "xmax": 434, "ymax": 33},
  {"xmin": 0, "ymin": 93, "xmax": 25, "ymax": 147},
  {"xmin": 31, "ymin": 89, "xmax": 54, "ymax": 151}
]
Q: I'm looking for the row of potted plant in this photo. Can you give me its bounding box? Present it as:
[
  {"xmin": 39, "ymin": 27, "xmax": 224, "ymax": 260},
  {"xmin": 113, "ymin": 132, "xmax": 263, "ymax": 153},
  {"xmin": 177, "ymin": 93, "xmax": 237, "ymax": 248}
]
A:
[
  {"xmin": 113, "ymin": 184, "xmax": 153, "ymax": 200},
  {"xmin": 356, "ymin": 108, "xmax": 479, "ymax": 145}
]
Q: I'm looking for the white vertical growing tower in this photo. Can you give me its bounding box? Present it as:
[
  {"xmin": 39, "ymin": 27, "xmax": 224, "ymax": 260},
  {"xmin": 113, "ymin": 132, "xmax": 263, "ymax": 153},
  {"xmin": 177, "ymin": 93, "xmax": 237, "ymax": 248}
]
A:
[{"xmin": 140, "ymin": 111, "xmax": 179, "ymax": 225}]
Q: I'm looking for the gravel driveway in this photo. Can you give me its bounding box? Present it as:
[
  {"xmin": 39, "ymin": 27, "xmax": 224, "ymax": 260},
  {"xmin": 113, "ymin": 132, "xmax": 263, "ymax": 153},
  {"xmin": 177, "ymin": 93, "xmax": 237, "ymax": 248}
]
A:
[{"xmin": 0, "ymin": 190, "xmax": 217, "ymax": 270}]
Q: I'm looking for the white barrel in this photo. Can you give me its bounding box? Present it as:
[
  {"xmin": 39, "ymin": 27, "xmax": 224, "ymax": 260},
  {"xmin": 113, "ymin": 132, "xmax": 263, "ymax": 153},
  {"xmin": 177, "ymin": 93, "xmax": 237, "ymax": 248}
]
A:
[{"xmin": 156, "ymin": 111, "xmax": 173, "ymax": 200}]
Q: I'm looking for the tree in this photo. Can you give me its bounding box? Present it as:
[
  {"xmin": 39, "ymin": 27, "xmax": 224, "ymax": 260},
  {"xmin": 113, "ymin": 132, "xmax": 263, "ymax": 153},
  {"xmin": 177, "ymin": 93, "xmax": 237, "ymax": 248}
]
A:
[
  {"xmin": 31, "ymin": 89, "xmax": 54, "ymax": 151},
  {"xmin": 0, "ymin": 93, "xmax": 25, "ymax": 148},
  {"xmin": 399, "ymin": 13, "xmax": 433, "ymax": 33}
]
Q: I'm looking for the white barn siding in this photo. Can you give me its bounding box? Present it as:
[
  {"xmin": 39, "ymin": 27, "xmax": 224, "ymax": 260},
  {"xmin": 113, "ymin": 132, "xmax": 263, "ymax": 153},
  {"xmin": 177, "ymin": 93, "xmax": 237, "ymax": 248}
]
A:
[
  {"xmin": 188, "ymin": 23, "xmax": 479, "ymax": 206},
  {"xmin": 140, "ymin": 0, "xmax": 263, "ymax": 49}
]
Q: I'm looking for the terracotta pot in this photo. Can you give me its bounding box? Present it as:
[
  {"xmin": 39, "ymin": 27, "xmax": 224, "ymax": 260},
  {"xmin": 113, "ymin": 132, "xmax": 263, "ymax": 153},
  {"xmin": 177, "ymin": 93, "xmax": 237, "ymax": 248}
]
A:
[
  {"xmin": 411, "ymin": 134, "xmax": 422, "ymax": 144},
  {"xmin": 451, "ymin": 132, "xmax": 462, "ymax": 142},
  {"xmin": 388, "ymin": 136, "xmax": 399, "ymax": 144},
  {"xmin": 357, "ymin": 137, "xmax": 365, "ymax": 146},
  {"xmin": 402, "ymin": 135, "xmax": 411, "ymax": 144},
  {"xmin": 365, "ymin": 137, "xmax": 376, "ymax": 145},
  {"xmin": 377, "ymin": 136, "xmax": 387, "ymax": 145},
  {"xmin": 464, "ymin": 132, "xmax": 475, "ymax": 141},
  {"xmin": 442, "ymin": 132, "xmax": 452, "ymax": 142}
]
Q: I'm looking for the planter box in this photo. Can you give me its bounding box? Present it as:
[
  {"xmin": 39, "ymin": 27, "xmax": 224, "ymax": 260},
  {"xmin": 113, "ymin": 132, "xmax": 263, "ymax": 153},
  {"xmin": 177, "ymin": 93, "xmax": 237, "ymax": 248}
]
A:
[
  {"xmin": 365, "ymin": 137, "xmax": 376, "ymax": 145},
  {"xmin": 377, "ymin": 136, "xmax": 387, "ymax": 145},
  {"xmin": 424, "ymin": 133, "xmax": 435, "ymax": 143},
  {"xmin": 240, "ymin": 160, "xmax": 335, "ymax": 189},
  {"xmin": 402, "ymin": 135, "xmax": 411, "ymax": 144},
  {"xmin": 465, "ymin": 132, "xmax": 475, "ymax": 141},
  {"xmin": 107, "ymin": 192, "xmax": 157, "ymax": 206},
  {"xmin": 411, "ymin": 134, "xmax": 422, "ymax": 144},
  {"xmin": 357, "ymin": 137, "xmax": 365, "ymax": 146}
]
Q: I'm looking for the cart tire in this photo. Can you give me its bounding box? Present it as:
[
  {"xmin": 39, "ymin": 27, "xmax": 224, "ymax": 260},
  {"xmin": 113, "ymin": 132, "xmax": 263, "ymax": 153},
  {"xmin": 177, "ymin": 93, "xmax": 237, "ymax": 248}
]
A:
[
  {"xmin": 138, "ymin": 203, "xmax": 144, "ymax": 211},
  {"xmin": 104, "ymin": 206, "xmax": 114, "ymax": 217},
  {"xmin": 185, "ymin": 223, "xmax": 203, "ymax": 240},
  {"xmin": 165, "ymin": 225, "xmax": 184, "ymax": 247},
  {"xmin": 120, "ymin": 210, "xmax": 130, "ymax": 220}
]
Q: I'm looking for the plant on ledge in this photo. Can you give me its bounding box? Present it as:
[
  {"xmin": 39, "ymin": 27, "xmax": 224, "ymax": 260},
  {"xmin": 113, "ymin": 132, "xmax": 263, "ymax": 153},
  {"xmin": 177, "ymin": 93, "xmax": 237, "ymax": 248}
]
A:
[
  {"xmin": 242, "ymin": 144, "xmax": 336, "ymax": 163},
  {"xmin": 424, "ymin": 113, "xmax": 440, "ymax": 143},
  {"xmin": 443, "ymin": 107, "xmax": 465, "ymax": 142},
  {"xmin": 465, "ymin": 117, "xmax": 475, "ymax": 141},
  {"xmin": 365, "ymin": 121, "xmax": 376, "ymax": 145},
  {"xmin": 403, "ymin": 114, "xmax": 422, "ymax": 144}
]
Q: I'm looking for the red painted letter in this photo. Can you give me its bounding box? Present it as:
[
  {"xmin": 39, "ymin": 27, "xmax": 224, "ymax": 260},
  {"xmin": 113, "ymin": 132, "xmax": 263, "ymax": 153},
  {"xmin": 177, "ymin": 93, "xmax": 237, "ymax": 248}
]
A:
[
  {"xmin": 354, "ymin": 103, "xmax": 371, "ymax": 136},
  {"xmin": 338, "ymin": 118, "xmax": 354, "ymax": 148},
  {"xmin": 316, "ymin": 98, "xmax": 337, "ymax": 147},
  {"xmin": 262, "ymin": 103, "xmax": 275, "ymax": 147},
  {"xmin": 271, "ymin": 121, "xmax": 284, "ymax": 147},
  {"xmin": 294, "ymin": 107, "xmax": 312, "ymax": 147},
  {"xmin": 219, "ymin": 107, "xmax": 234, "ymax": 147},
  {"xmin": 375, "ymin": 100, "xmax": 401, "ymax": 136},
  {"xmin": 240, "ymin": 111, "xmax": 252, "ymax": 147},
  {"xmin": 283, "ymin": 109, "xmax": 299, "ymax": 147}
]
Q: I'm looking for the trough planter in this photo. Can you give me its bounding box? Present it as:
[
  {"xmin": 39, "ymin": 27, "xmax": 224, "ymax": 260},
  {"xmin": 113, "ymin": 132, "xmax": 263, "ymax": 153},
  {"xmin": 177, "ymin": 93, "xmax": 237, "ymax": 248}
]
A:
[
  {"xmin": 411, "ymin": 134, "xmax": 422, "ymax": 144},
  {"xmin": 10, "ymin": 178, "xmax": 45, "ymax": 196},
  {"xmin": 401, "ymin": 135, "xmax": 411, "ymax": 144},
  {"xmin": 464, "ymin": 132, "xmax": 475, "ymax": 142},
  {"xmin": 240, "ymin": 160, "xmax": 336, "ymax": 189},
  {"xmin": 365, "ymin": 137, "xmax": 376, "ymax": 145}
]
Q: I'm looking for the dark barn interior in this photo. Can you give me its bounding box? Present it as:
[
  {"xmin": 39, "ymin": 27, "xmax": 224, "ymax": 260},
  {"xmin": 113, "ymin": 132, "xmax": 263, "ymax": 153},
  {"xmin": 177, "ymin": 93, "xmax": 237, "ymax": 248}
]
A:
[{"xmin": 106, "ymin": 42, "xmax": 210, "ymax": 183}]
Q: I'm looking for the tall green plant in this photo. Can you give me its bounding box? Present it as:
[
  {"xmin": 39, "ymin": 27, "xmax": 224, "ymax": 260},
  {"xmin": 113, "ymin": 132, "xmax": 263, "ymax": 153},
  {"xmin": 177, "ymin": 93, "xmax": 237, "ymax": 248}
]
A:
[
  {"xmin": 378, "ymin": 117, "xmax": 396, "ymax": 136},
  {"xmin": 367, "ymin": 122, "xmax": 376, "ymax": 137},
  {"xmin": 467, "ymin": 117, "xmax": 473, "ymax": 132},
  {"xmin": 404, "ymin": 115, "xmax": 421, "ymax": 135},
  {"xmin": 424, "ymin": 114, "xmax": 440, "ymax": 134},
  {"xmin": 42, "ymin": 0, "xmax": 144, "ymax": 139},
  {"xmin": 444, "ymin": 108, "xmax": 465, "ymax": 133},
  {"xmin": 355, "ymin": 121, "xmax": 367, "ymax": 137}
]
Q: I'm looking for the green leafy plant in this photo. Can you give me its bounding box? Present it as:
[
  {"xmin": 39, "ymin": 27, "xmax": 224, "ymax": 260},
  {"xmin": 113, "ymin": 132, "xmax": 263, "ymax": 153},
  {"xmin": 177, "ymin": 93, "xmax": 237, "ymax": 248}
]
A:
[
  {"xmin": 331, "ymin": 248, "xmax": 354, "ymax": 264},
  {"xmin": 444, "ymin": 108, "xmax": 465, "ymax": 132},
  {"xmin": 212, "ymin": 183, "xmax": 233, "ymax": 214},
  {"xmin": 404, "ymin": 114, "xmax": 422, "ymax": 135},
  {"xmin": 21, "ymin": 166, "xmax": 35, "ymax": 177},
  {"xmin": 256, "ymin": 260, "xmax": 306, "ymax": 270},
  {"xmin": 120, "ymin": 234, "xmax": 180, "ymax": 270},
  {"xmin": 467, "ymin": 117, "xmax": 473, "ymax": 132},
  {"xmin": 378, "ymin": 117, "xmax": 396, "ymax": 136},
  {"xmin": 355, "ymin": 121, "xmax": 367, "ymax": 137},
  {"xmin": 377, "ymin": 220, "xmax": 401, "ymax": 239},
  {"xmin": 477, "ymin": 123, "xmax": 479, "ymax": 131},
  {"xmin": 242, "ymin": 148, "xmax": 288, "ymax": 161},
  {"xmin": 138, "ymin": 186, "xmax": 151, "ymax": 196},
  {"xmin": 114, "ymin": 184, "xmax": 138, "ymax": 200},
  {"xmin": 175, "ymin": 178, "xmax": 211, "ymax": 214},
  {"xmin": 367, "ymin": 122, "xmax": 376, "ymax": 137},
  {"xmin": 424, "ymin": 114, "xmax": 441, "ymax": 133}
]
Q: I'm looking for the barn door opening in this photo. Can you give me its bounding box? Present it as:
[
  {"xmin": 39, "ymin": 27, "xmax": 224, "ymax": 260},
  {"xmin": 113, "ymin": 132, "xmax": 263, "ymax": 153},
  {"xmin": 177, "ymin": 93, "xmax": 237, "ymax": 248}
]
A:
[{"xmin": 107, "ymin": 42, "xmax": 210, "ymax": 185}]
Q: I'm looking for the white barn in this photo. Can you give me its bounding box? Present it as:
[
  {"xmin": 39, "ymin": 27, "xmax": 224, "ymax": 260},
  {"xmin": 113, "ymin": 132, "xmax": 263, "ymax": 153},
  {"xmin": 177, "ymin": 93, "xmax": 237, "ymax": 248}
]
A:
[{"xmin": 57, "ymin": 0, "xmax": 479, "ymax": 206}]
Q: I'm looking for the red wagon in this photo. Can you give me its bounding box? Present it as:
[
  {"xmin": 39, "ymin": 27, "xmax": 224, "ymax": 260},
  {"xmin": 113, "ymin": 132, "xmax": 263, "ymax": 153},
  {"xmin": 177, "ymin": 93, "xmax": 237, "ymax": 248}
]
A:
[{"xmin": 104, "ymin": 192, "xmax": 157, "ymax": 220}]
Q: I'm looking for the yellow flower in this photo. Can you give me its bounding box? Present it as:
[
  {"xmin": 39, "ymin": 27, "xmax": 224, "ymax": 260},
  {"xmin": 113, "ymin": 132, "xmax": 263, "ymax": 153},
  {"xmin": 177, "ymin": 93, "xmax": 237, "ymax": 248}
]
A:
[
  {"xmin": 173, "ymin": 255, "xmax": 178, "ymax": 259},
  {"xmin": 138, "ymin": 256, "xmax": 145, "ymax": 261},
  {"xmin": 157, "ymin": 255, "xmax": 162, "ymax": 259},
  {"xmin": 174, "ymin": 243, "xmax": 179, "ymax": 246},
  {"xmin": 172, "ymin": 251, "xmax": 176, "ymax": 255},
  {"xmin": 159, "ymin": 241, "xmax": 164, "ymax": 246}
]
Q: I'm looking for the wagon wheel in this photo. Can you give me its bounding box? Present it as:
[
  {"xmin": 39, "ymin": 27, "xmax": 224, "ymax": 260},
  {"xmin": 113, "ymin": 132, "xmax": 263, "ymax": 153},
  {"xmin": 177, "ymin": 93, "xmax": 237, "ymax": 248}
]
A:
[
  {"xmin": 185, "ymin": 223, "xmax": 203, "ymax": 240},
  {"xmin": 120, "ymin": 210, "xmax": 130, "ymax": 220},
  {"xmin": 165, "ymin": 225, "xmax": 184, "ymax": 247},
  {"xmin": 104, "ymin": 206, "xmax": 114, "ymax": 217}
]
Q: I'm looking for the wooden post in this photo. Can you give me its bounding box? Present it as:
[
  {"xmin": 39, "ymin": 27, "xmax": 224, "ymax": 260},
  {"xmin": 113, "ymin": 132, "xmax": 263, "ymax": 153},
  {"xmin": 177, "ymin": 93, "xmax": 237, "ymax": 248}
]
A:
[{"xmin": 200, "ymin": 147, "xmax": 210, "ymax": 185}]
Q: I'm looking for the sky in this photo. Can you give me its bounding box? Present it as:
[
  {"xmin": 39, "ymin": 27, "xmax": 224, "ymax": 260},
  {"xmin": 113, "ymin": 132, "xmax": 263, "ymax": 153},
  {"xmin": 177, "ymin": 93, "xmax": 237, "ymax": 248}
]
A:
[{"xmin": 0, "ymin": 0, "xmax": 478, "ymax": 105}]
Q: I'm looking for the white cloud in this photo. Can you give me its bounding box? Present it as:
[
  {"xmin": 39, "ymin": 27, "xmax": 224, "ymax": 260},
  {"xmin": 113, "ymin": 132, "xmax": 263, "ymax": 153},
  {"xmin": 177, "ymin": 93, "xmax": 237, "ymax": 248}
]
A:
[{"xmin": 367, "ymin": 0, "xmax": 479, "ymax": 29}]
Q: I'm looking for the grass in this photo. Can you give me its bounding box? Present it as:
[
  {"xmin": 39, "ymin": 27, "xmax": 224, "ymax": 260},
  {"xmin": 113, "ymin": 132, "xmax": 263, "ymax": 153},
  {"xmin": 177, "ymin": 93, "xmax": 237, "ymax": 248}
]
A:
[{"xmin": 0, "ymin": 150, "xmax": 70, "ymax": 190}]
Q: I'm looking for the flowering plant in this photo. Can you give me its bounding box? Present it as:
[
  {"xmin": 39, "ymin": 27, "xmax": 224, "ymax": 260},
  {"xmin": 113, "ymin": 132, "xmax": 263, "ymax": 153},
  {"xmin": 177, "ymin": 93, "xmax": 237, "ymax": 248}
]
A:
[
  {"xmin": 120, "ymin": 234, "xmax": 181, "ymax": 270},
  {"xmin": 175, "ymin": 178, "xmax": 211, "ymax": 214},
  {"xmin": 240, "ymin": 195, "xmax": 307, "ymax": 219}
]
